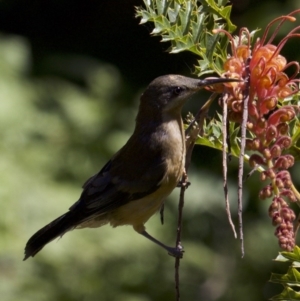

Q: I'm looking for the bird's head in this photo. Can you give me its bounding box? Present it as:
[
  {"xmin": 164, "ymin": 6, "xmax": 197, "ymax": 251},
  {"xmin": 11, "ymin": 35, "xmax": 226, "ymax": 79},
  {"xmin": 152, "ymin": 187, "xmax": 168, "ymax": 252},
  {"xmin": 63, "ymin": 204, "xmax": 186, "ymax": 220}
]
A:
[{"xmin": 139, "ymin": 74, "xmax": 240, "ymax": 117}]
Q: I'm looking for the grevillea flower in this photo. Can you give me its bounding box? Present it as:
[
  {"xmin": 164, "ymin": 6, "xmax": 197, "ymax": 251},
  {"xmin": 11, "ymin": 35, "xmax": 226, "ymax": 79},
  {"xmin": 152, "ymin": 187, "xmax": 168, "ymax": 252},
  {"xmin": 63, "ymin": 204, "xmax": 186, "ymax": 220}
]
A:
[{"xmin": 213, "ymin": 10, "xmax": 300, "ymax": 251}]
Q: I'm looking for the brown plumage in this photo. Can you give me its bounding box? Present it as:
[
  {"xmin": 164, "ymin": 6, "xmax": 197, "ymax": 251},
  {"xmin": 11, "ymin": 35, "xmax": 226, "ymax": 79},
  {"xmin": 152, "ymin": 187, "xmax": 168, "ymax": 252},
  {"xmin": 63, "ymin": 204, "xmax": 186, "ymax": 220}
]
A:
[{"xmin": 24, "ymin": 75, "xmax": 238, "ymax": 260}]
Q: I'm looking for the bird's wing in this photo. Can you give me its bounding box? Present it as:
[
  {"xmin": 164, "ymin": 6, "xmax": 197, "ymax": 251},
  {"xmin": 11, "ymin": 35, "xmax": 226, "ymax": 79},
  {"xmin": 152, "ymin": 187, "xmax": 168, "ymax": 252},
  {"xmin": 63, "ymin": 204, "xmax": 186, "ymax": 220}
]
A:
[{"xmin": 69, "ymin": 145, "xmax": 166, "ymax": 219}]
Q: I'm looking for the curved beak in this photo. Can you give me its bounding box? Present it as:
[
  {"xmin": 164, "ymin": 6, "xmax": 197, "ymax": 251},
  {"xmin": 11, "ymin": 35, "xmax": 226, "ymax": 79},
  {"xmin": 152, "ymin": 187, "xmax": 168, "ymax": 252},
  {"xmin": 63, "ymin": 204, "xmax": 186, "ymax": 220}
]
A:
[{"xmin": 198, "ymin": 77, "xmax": 243, "ymax": 87}]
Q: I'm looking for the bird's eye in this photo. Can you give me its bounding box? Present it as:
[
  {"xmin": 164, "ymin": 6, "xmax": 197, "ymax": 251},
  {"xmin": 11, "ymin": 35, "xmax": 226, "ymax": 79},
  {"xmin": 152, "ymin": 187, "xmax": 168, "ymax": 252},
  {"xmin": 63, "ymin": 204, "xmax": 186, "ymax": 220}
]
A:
[{"xmin": 173, "ymin": 86, "xmax": 184, "ymax": 95}]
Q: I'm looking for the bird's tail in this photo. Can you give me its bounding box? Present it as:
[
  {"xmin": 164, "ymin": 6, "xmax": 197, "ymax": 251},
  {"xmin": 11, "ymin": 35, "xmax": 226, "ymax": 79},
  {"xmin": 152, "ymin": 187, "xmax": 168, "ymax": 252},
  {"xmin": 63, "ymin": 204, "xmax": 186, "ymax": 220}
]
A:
[{"xmin": 24, "ymin": 212, "xmax": 75, "ymax": 260}]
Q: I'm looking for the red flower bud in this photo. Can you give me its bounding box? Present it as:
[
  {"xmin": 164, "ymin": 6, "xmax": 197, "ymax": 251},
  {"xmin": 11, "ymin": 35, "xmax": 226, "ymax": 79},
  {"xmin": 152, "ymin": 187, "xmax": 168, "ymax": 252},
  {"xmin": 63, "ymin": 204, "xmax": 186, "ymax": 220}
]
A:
[
  {"xmin": 277, "ymin": 123, "xmax": 289, "ymax": 136},
  {"xmin": 280, "ymin": 189, "xmax": 296, "ymax": 202},
  {"xmin": 252, "ymin": 138, "xmax": 261, "ymax": 150},
  {"xmin": 249, "ymin": 154, "xmax": 266, "ymax": 168},
  {"xmin": 265, "ymin": 125, "xmax": 278, "ymax": 143},
  {"xmin": 273, "ymin": 215, "xmax": 282, "ymax": 226},
  {"xmin": 259, "ymin": 185, "xmax": 273, "ymax": 199},
  {"xmin": 232, "ymin": 100, "xmax": 242, "ymax": 112},
  {"xmin": 275, "ymin": 178, "xmax": 284, "ymax": 188},
  {"xmin": 269, "ymin": 200, "xmax": 279, "ymax": 211},
  {"xmin": 265, "ymin": 168, "xmax": 276, "ymax": 179},
  {"xmin": 270, "ymin": 144, "xmax": 282, "ymax": 158},
  {"xmin": 276, "ymin": 197, "xmax": 288, "ymax": 207},
  {"xmin": 261, "ymin": 172, "xmax": 267, "ymax": 181},
  {"xmin": 267, "ymin": 107, "xmax": 295, "ymax": 126},
  {"xmin": 276, "ymin": 170, "xmax": 291, "ymax": 181},
  {"xmin": 262, "ymin": 148, "xmax": 272, "ymax": 159},
  {"xmin": 275, "ymin": 136, "xmax": 292, "ymax": 149},
  {"xmin": 273, "ymin": 155, "xmax": 294, "ymax": 169},
  {"xmin": 247, "ymin": 122, "xmax": 254, "ymax": 130},
  {"xmin": 263, "ymin": 96, "xmax": 277, "ymax": 112},
  {"xmin": 248, "ymin": 102, "xmax": 259, "ymax": 118}
]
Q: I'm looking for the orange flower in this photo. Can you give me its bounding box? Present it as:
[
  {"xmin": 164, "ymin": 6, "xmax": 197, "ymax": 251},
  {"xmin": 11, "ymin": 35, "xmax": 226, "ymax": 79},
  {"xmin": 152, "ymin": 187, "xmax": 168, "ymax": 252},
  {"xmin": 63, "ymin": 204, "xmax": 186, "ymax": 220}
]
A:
[{"xmin": 213, "ymin": 10, "xmax": 300, "ymax": 251}]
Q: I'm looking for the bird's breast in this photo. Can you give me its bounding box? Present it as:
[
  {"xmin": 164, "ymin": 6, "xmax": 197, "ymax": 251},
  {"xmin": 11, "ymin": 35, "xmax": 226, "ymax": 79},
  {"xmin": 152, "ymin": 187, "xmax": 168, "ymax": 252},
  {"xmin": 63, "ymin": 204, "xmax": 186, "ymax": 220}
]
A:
[
  {"xmin": 159, "ymin": 116, "xmax": 186, "ymax": 186},
  {"xmin": 108, "ymin": 117, "xmax": 186, "ymax": 229}
]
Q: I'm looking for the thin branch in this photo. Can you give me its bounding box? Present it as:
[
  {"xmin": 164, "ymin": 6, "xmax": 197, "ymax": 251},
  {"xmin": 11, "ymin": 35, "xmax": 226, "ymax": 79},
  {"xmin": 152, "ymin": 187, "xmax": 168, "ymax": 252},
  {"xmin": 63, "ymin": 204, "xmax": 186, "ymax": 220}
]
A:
[
  {"xmin": 175, "ymin": 171, "xmax": 188, "ymax": 301},
  {"xmin": 174, "ymin": 94, "xmax": 217, "ymax": 301},
  {"xmin": 238, "ymin": 58, "xmax": 251, "ymax": 258},
  {"xmin": 222, "ymin": 94, "xmax": 237, "ymax": 239},
  {"xmin": 238, "ymin": 97, "xmax": 248, "ymax": 258}
]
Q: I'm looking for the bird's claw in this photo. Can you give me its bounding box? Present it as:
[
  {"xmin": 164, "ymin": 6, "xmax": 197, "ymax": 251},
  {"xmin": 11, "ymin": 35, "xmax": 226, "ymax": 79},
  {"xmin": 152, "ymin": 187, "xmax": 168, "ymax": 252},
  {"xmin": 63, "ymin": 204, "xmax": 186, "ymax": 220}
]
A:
[
  {"xmin": 176, "ymin": 181, "xmax": 191, "ymax": 188},
  {"xmin": 167, "ymin": 244, "xmax": 184, "ymax": 258}
]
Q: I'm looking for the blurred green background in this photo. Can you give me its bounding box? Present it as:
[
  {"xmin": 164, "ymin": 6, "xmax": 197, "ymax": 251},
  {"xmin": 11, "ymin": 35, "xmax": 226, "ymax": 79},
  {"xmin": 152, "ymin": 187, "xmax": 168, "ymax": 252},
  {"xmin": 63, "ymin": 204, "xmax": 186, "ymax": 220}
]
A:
[{"xmin": 0, "ymin": 0, "xmax": 300, "ymax": 300}]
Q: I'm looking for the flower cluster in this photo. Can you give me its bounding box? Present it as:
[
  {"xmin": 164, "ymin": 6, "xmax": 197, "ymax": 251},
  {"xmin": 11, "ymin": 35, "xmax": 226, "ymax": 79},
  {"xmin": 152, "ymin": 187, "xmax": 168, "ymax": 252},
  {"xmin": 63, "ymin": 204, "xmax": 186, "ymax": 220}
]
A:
[{"xmin": 213, "ymin": 10, "xmax": 300, "ymax": 251}]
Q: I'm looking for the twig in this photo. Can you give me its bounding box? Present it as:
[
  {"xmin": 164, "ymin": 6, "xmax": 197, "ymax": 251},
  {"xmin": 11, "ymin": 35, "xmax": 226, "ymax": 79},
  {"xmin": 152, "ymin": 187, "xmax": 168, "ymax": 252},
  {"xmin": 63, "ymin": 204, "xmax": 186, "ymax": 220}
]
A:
[
  {"xmin": 238, "ymin": 95, "xmax": 248, "ymax": 258},
  {"xmin": 175, "ymin": 171, "xmax": 188, "ymax": 301},
  {"xmin": 174, "ymin": 94, "xmax": 217, "ymax": 301},
  {"xmin": 238, "ymin": 58, "xmax": 251, "ymax": 258},
  {"xmin": 222, "ymin": 94, "xmax": 237, "ymax": 239}
]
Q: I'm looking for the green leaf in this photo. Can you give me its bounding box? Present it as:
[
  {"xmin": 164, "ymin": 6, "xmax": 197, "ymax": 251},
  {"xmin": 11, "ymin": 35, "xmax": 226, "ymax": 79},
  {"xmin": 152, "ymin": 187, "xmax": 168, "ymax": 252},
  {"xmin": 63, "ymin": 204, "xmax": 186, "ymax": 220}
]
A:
[
  {"xmin": 229, "ymin": 126, "xmax": 241, "ymax": 157},
  {"xmin": 270, "ymin": 287, "xmax": 300, "ymax": 301},
  {"xmin": 271, "ymin": 267, "xmax": 300, "ymax": 286},
  {"xmin": 156, "ymin": 0, "xmax": 169, "ymax": 15},
  {"xmin": 291, "ymin": 121, "xmax": 300, "ymax": 147},
  {"xmin": 205, "ymin": 32, "xmax": 221, "ymax": 61},
  {"xmin": 182, "ymin": 1, "xmax": 193, "ymax": 34},
  {"xmin": 275, "ymin": 254, "xmax": 291, "ymax": 263},
  {"xmin": 167, "ymin": 2, "xmax": 181, "ymax": 22},
  {"xmin": 191, "ymin": 13, "xmax": 206, "ymax": 43},
  {"xmin": 281, "ymin": 246, "xmax": 300, "ymax": 263},
  {"xmin": 200, "ymin": 0, "xmax": 236, "ymax": 32},
  {"xmin": 270, "ymin": 247, "xmax": 300, "ymax": 300}
]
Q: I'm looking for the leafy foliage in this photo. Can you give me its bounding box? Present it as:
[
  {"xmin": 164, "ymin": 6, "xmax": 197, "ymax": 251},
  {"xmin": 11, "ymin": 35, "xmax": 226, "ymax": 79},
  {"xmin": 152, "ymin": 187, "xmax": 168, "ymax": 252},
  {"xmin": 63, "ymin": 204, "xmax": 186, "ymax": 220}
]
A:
[
  {"xmin": 195, "ymin": 112, "xmax": 241, "ymax": 158},
  {"xmin": 136, "ymin": 0, "xmax": 236, "ymax": 75},
  {"xmin": 271, "ymin": 247, "xmax": 300, "ymax": 300}
]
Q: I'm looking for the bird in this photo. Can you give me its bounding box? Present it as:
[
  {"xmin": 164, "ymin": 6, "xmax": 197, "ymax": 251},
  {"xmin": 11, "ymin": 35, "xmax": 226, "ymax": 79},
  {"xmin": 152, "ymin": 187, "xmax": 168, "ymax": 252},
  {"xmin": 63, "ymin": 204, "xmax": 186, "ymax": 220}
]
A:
[{"xmin": 24, "ymin": 74, "xmax": 238, "ymax": 260}]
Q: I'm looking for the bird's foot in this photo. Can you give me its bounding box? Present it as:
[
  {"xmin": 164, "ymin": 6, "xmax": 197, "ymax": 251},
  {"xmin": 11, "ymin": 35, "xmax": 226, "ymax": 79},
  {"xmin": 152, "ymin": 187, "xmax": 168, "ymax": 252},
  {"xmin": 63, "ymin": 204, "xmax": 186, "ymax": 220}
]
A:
[
  {"xmin": 177, "ymin": 181, "xmax": 191, "ymax": 188},
  {"xmin": 167, "ymin": 244, "xmax": 184, "ymax": 258}
]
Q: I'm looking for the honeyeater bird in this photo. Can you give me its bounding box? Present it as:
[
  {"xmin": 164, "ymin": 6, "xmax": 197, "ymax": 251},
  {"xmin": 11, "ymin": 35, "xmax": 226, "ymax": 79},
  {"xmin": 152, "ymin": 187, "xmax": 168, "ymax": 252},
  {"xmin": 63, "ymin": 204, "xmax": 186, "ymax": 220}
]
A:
[{"xmin": 24, "ymin": 74, "xmax": 237, "ymax": 260}]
